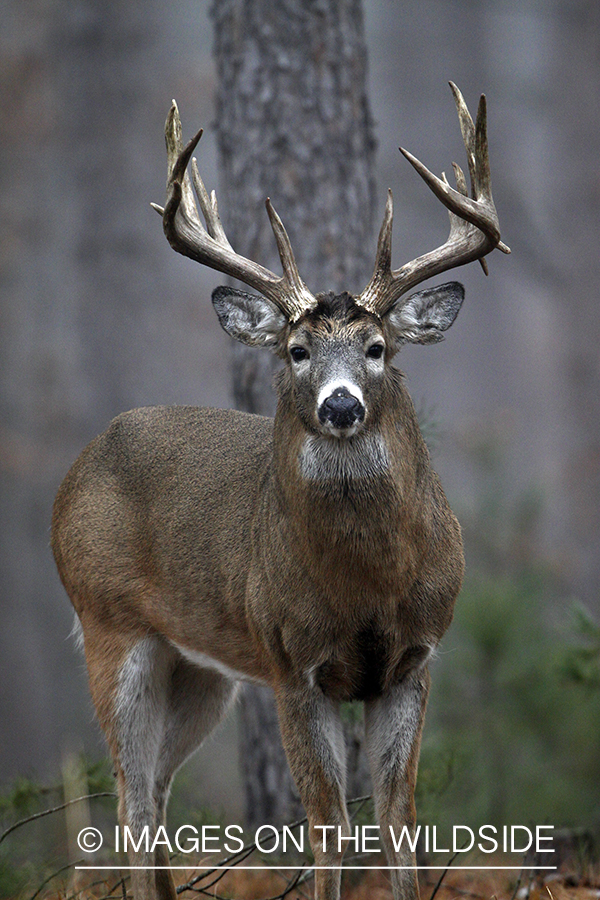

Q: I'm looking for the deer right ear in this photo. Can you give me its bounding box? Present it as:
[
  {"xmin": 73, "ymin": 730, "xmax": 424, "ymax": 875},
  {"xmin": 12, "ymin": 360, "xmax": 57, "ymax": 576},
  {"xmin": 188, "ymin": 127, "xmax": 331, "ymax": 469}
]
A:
[{"xmin": 212, "ymin": 286, "xmax": 288, "ymax": 348}]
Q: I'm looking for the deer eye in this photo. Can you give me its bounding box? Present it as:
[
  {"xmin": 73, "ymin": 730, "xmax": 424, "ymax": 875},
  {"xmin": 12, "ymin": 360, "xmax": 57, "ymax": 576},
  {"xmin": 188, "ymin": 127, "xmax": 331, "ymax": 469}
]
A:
[
  {"xmin": 366, "ymin": 343, "xmax": 385, "ymax": 360},
  {"xmin": 290, "ymin": 346, "xmax": 309, "ymax": 363}
]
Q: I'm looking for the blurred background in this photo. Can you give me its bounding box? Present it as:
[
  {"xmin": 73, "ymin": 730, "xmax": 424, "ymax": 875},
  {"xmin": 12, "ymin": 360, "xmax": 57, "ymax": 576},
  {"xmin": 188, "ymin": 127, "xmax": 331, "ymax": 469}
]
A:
[{"xmin": 1, "ymin": 0, "xmax": 599, "ymax": 861}]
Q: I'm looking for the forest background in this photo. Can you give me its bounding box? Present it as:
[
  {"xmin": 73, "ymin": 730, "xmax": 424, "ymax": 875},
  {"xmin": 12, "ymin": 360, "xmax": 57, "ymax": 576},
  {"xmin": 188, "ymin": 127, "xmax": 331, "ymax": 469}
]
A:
[{"xmin": 1, "ymin": 0, "xmax": 599, "ymax": 881}]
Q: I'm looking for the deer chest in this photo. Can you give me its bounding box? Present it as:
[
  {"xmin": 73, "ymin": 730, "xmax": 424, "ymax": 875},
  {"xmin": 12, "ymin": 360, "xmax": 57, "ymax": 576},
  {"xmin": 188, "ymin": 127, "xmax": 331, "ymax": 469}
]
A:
[{"xmin": 309, "ymin": 624, "xmax": 434, "ymax": 703}]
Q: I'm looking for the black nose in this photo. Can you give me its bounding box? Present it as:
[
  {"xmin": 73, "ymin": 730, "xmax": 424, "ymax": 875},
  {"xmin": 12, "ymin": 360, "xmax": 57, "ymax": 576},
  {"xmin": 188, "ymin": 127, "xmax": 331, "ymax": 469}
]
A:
[{"xmin": 318, "ymin": 387, "xmax": 365, "ymax": 430}]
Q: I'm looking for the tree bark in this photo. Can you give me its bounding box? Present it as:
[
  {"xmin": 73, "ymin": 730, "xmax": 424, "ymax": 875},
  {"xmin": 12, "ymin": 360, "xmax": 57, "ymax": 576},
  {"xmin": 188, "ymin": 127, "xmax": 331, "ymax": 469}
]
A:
[{"xmin": 210, "ymin": 0, "xmax": 376, "ymax": 826}]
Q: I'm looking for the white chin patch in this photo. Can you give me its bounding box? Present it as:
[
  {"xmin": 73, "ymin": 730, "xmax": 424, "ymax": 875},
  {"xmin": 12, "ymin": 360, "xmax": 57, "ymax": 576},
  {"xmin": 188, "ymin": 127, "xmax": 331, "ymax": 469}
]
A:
[{"xmin": 319, "ymin": 422, "xmax": 360, "ymax": 439}]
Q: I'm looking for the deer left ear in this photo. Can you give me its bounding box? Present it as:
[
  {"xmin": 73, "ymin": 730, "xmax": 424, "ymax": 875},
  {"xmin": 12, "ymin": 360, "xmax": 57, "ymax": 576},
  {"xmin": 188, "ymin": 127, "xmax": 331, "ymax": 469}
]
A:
[{"xmin": 385, "ymin": 282, "xmax": 465, "ymax": 346}]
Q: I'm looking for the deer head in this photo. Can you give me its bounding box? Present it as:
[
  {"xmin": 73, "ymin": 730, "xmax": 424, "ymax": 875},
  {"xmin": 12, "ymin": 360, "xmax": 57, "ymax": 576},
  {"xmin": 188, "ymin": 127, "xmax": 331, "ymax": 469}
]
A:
[{"xmin": 151, "ymin": 83, "xmax": 509, "ymax": 448}]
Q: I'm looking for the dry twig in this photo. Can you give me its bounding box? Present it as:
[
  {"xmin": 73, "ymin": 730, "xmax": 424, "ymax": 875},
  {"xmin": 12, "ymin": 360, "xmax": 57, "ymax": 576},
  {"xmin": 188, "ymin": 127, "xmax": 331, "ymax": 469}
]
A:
[{"xmin": 0, "ymin": 792, "xmax": 115, "ymax": 847}]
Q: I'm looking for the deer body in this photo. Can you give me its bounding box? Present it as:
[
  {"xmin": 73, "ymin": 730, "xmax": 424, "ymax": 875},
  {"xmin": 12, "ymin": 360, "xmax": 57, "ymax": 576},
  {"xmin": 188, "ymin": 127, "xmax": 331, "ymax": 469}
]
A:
[
  {"xmin": 54, "ymin": 347, "xmax": 461, "ymax": 697},
  {"xmin": 52, "ymin": 87, "xmax": 509, "ymax": 900}
]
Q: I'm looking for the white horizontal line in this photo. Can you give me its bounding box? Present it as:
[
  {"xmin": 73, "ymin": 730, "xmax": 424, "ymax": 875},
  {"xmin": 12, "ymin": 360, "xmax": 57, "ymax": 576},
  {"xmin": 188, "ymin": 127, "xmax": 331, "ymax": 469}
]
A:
[{"xmin": 75, "ymin": 865, "xmax": 557, "ymax": 871}]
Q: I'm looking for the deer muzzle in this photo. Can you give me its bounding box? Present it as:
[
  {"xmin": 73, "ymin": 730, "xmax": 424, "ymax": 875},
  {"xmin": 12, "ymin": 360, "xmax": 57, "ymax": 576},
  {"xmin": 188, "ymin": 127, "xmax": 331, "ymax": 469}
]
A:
[{"xmin": 318, "ymin": 386, "xmax": 365, "ymax": 437}]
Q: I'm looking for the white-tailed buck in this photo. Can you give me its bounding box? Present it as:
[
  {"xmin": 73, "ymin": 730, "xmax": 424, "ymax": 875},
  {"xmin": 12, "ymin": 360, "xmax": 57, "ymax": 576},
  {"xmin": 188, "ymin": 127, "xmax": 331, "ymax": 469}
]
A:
[{"xmin": 52, "ymin": 83, "xmax": 509, "ymax": 900}]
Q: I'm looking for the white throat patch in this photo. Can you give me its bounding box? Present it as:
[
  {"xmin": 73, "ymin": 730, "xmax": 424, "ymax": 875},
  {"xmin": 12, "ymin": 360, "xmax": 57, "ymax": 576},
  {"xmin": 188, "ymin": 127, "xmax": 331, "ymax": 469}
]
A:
[{"xmin": 299, "ymin": 432, "xmax": 390, "ymax": 483}]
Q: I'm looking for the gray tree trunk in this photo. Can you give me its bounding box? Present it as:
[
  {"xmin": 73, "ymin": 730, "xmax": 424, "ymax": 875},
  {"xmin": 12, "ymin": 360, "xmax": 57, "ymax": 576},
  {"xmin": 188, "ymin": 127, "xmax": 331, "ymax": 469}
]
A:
[{"xmin": 210, "ymin": 0, "xmax": 376, "ymax": 826}]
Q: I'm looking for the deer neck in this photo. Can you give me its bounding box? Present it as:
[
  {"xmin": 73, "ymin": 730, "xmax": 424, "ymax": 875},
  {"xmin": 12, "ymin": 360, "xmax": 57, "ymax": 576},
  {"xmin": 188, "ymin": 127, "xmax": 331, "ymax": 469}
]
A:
[{"xmin": 272, "ymin": 373, "xmax": 429, "ymax": 577}]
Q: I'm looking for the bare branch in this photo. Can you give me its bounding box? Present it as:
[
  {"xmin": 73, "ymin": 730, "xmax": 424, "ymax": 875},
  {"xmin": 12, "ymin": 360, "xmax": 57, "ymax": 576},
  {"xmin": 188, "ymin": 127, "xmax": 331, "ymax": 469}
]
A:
[
  {"xmin": 28, "ymin": 859, "xmax": 84, "ymax": 900},
  {"xmin": 176, "ymin": 796, "xmax": 372, "ymax": 897},
  {"xmin": 0, "ymin": 792, "xmax": 115, "ymax": 847}
]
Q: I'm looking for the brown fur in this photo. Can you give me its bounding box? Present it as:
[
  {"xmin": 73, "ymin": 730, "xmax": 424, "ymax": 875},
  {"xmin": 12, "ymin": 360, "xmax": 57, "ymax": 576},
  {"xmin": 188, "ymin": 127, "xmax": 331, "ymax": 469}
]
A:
[{"xmin": 52, "ymin": 295, "xmax": 464, "ymax": 900}]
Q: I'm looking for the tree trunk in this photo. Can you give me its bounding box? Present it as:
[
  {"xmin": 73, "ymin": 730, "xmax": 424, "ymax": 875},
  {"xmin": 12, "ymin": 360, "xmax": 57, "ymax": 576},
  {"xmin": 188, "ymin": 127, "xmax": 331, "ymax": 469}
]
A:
[{"xmin": 210, "ymin": 0, "xmax": 376, "ymax": 826}]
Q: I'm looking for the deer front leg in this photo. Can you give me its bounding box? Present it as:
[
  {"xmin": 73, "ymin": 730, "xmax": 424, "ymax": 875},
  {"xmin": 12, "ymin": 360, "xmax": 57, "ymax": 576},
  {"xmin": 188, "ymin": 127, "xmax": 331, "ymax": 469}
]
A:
[
  {"xmin": 274, "ymin": 683, "xmax": 349, "ymax": 900},
  {"xmin": 364, "ymin": 667, "xmax": 430, "ymax": 900}
]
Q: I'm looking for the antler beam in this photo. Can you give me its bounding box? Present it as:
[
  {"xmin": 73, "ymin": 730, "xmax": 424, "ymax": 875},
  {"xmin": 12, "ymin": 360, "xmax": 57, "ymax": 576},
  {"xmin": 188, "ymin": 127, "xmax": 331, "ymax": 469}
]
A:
[
  {"xmin": 357, "ymin": 83, "xmax": 510, "ymax": 318},
  {"xmin": 152, "ymin": 101, "xmax": 317, "ymax": 322}
]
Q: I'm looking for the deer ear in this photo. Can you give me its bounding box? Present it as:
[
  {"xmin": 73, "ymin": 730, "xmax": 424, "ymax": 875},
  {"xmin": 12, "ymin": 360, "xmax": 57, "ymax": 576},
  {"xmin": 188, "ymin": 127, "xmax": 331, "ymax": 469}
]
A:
[
  {"xmin": 212, "ymin": 286, "xmax": 287, "ymax": 348},
  {"xmin": 385, "ymin": 282, "xmax": 464, "ymax": 346}
]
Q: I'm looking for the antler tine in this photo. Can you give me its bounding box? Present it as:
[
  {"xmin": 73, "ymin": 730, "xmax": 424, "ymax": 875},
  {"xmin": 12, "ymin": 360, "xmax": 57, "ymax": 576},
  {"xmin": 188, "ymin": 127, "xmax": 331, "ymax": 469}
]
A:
[
  {"xmin": 358, "ymin": 190, "xmax": 395, "ymax": 309},
  {"xmin": 266, "ymin": 197, "xmax": 312, "ymax": 298},
  {"xmin": 152, "ymin": 101, "xmax": 316, "ymax": 322},
  {"xmin": 357, "ymin": 84, "xmax": 510, "ymax": 318},
  {"xmin": 189, "ymin": 159, "xmax": 233, "ymax": 250},
  {"xmin": 373, "ymin": 189, "xmax": 394, "ymax": 274},
  {"xmin": 448, "ymin": 163, "xmax": 489, "ymax": 275},
  {"xmin": 450, "ymin": 81, "xmax": 478, "ymax": 197}
]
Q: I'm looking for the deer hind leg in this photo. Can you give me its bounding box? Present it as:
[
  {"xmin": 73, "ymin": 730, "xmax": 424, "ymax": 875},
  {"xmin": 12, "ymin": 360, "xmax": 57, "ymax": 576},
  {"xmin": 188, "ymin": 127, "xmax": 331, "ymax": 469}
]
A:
[
  {"xmin": 364, "ymin": 667, "xmax": 430, "ymax": 900},
  {"xmin": 68, "ymin": 629, "xmax": 166, "ymax": 900},
  {"xmin": 152, "ymin": 656, "xmax": 238, "ymax": 900},
  {"xmin": 274, "ymin": 683, "xmax": 349, "ymax": 900},
  {"xmin": 83, "ymin": 626, "xmax": 234, "ymax": 900}
]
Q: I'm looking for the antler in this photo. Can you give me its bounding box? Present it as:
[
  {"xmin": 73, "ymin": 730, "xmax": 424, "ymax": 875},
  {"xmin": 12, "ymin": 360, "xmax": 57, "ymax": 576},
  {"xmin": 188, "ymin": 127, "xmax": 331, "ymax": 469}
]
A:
[
  {"xmin": 152, "ymin": 101, "xmax": 317, "ymax": 322},
  {"xmin": 357, "ymin": 83, "xmax": 510, "ymax": 317}
]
